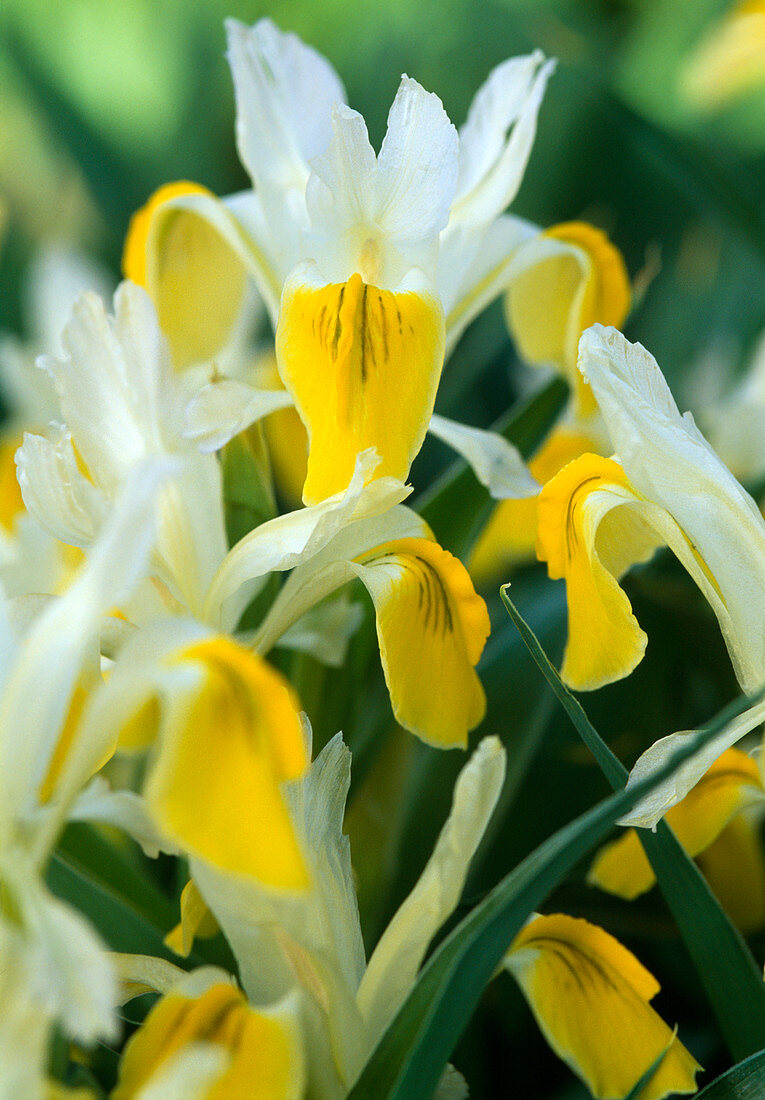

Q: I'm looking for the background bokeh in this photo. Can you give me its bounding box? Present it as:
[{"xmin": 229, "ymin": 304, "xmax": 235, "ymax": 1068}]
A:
[{"xmin": 4, "ymin": 1, "xmax": 765, "ymax": 1095}]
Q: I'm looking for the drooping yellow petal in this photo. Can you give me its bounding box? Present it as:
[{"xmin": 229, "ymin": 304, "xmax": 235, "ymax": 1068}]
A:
[
  {"xmin": 147, "ymin": 637, "xmax": 309, "ymax": 889},
  {"xmin": 536, "ymin": 453, "xmax": 661, "ymax": 691},
  {"xmin": 505, "ymin": 222, "xmax": 630, "ymax": 414},
  {"xmin": 123, "ymin": 181, "xmax": 247, "ymax": 369},
  {"xmin": 112, "ymin": 981, "xmax": 304, "ymax": 1100},
  {"xmin": 254, "ymin": 352, "xmax": 310, "ymax": 508},
  {"xmin": 505, "ymin": 913, "xmax": 701, "ymax": 1100},
  {"xmin": 469, "ymin": 427, "xmax": 597, "ymax": 584},
  {"xmin": 277, "ymin": 271, "xmax": 444, "ymax": 504},
  {"xmin": 165, "ymin": 880, "xmax": 220, "ymax": 958},
  {"xmin": 589, "ymin": 747, "xmax": 765, "ymax": 900},
  {"xmin": 352, "ymin": 537, "xmax": 489, "ymax": 748},
  {"xmin": 697, "ymin": 814, "xmax": 765, "ymax": 933}
]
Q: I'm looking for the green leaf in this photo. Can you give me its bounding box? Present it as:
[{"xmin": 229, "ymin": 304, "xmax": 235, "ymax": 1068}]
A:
[
  {"xmin": 417, "ymin": 374, "xmax": 568, "ymax": 557},
  {"xmin": 500, "ymin": 586, "xmax": 765, "ymax": 1062},
  {"xmin": 348, "ymin": 684, "xmax": 759, "ymax": 1099},
  {"xmin": 696, "ymin": 1050, "xmax": 765, "ymax": 1097}
]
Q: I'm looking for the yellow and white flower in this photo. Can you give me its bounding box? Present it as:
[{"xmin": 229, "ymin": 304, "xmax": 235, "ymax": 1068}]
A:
[{"xmin": 124, "ymin": 18, "xmax": 553, "ymax": 503}]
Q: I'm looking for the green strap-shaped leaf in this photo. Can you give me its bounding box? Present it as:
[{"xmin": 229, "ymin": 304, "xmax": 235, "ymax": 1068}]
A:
[
  {"xmin": 418, "ymin": 375, "xmax": 568, "ymax": 557},
  {"xmin": 501, "ymin": 586, "xmax": 765, "ymax": 1061},
  {"xmin": 695, "ymin": 1049, "xmax": 765, "ymax": 1097},
  {"xmin": 348, "ymin": 685, "xmax": 760, "ymax": 1100}
]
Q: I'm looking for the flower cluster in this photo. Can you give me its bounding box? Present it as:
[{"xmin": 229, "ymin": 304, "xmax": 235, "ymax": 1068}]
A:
[{"xmin": 6, "ymin": 12, "xmax": 765, "ymax": 1100}]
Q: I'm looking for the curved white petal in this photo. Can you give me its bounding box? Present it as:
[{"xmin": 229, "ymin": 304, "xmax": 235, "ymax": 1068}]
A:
[
  {"xmin": 357, "ymin": 736, "xmax": 506, "ymax": 1037},
  {"xmin": 16, "ymin": 428, "xmax": 105, "ymax": 546},
  {"xmin": 205, "ymin": 449, "xmax": 411, "ymax": 631},
  {"xmin": 580, "ymin": 325, "xmax": 765, "ymax": 693},
  {"xmin": 428, "ymin": 413, "xmax": 538, "ymax": 499},
  {"xmin": 184, "ymin": 379, "xmax": 294, "ymax": 453},
  {"xmin": 277, "ymin": 593, "xmax": 364, "ymax": 668},
  {"xmin": 68, "ymin": 777, "xmax": 179, "ymax": 859},
  {"xmin": 618, "ymin": 699, "xmax": 765, "ymax": 829}
]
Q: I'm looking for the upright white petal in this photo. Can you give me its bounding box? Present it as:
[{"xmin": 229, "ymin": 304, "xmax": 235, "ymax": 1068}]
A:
[
  {"xmin": 375, "ymin": 77, "xmax": 459, "ymax": 245},
  {"xmin": 357, "ymin": 737, "xmax": 506, "ymax": 1038},
  {"xmin": 226, "ymin": 18, "xmax": 346, "ymax": 194},
  {"xmin": 451, "ymin": 52, "xmax": 554, "ymax": 228}
]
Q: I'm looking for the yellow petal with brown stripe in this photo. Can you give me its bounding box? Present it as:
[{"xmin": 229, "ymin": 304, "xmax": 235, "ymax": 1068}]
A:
[
  {"xmin": 147, "ymin": 637, "xmax": 309, "ymax": 889},
  {"xmin": 505, "ymin": 221, "xmax": 630, "ymax": 415},
  {"xmin": 123, "ymin": 181, "xmax": 247, "ymax": 369},
  {"xmin": 536, "ymin": 453, "xmax": 661, "ymax": 691},
  {"xmin": 113, "ymin": 981, "xmax": 304, "ymax": 1100},
  {"xmin": 469, "ymin": 427, "xmax": 597, "ymax": 584},
  {"xmin": 277, "ymin": 271, "xmax": 444, "ymax": 504},
  {"xmin": 505, "ymin": 913, "xmax": 701, "ymax": 1100},
  {"xmin": 352, "ymin": 537, "xmax": 489, "ymax": 748},
  {"xmin": 589, "ymin": 747, "xmax": 765, "ymax": 901}
]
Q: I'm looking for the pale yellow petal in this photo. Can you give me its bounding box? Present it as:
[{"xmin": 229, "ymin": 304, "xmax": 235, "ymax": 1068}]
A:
[
  {"xmin": 590, "ymin": 748, "xmax": 765, "ymax": 900},
  {"xmin": 277, "ymin": 270, "xmax": 444, "ymax": 504},
  {"xmin": 352, "ymin": 537, "xmax": 489, "ymax": 747},
  {"xmin": 147, "ymin": 637, "xmax": 309, "ymax": 889},
  {"xmin": 506, "ymin": 913, "xmax": 701, "ymax": 1100},
  {"xmin": 123, "ymin": 182, "xmax": 246, "ymax": 369},
  {"xmin": 681, "ymin": 1, "xmax": 765, "ymax": 109},
  {"xmin": 697, "ymin": 813, "xmax": 765, "ymax": 933}
]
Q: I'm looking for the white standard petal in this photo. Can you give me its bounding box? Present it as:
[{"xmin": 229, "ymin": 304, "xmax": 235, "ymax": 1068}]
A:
[
  {"xmin": 184, "ymin": 378, "xmax": 294, "ymax": 453},
  {"xmin": 356, "ymin": 736, "xmax": 506, "ymax": 1038},
  {"xmin": 375, "ymin": 76, "xmax": 459, "ymax": 247},
  {"xmin": 226, "ymin": 18, "xmax": 346, "ymax": 193},
  {"xmin": 428, "ymin": 413, "xmax": 539, "ymax": 499},
  {"xmin": 67, "ymin": 777, "xmax": 180, "ymax": 859},
  {"xmin": 451, "ymin": 52, "xmax": 555, "ymax": 228},
  {"xmin": 580, "ymin": 324, "xmax": 765, "ymax": 693}
]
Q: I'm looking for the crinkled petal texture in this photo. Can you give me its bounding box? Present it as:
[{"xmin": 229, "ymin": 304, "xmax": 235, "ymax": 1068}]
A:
[
  {"xmin": 589, "ymin": 747, "xmax": 765, "ymax": 900},
  {"xmin": 123, "ymin": 181, "xmax": 248, "ymax": 369},
  {"xmin": 277, "ymin": 268, "xmax": 444, "ymax": 503},
  {"xmin": 469, "ymin": 426, "xmax": 598, "ymax": 584},
  {"xmin": 505, "ymin": 222, "xmax": 630, "ymax": 408},
  {"xmin": 536, "ymin": 453, "xmax": 662, "ymax": 691},
  {"xmin": 147, "ymin": 637, "xmax": 309, "ymax": 889},
  {"xmin": 113, "ymin": 971, "xmax": 304, "ymax": 1100},
  {"xmin": 351, "ymin": 537, "xmax": 489, "ymax": 747},
  {"xmin": 505, "ymin": 914, "xmax": 701, "ymax": 1100}
]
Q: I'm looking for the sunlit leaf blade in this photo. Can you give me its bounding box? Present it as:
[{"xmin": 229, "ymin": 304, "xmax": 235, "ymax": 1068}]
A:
[
  {"xmin": 418, "ymin": 374, "xmax": 568, "ymax": 557},
  {"xmin": 348, "ymin": 688, "xmax": 759, "ymax": 1099},
  {"xmin": 695, "ymin": 1049, "xmax": 765, "ymax": 1097},
  {"xmin": 500, "ymin": 586, "xmax": 765, "ymax": 1062}
]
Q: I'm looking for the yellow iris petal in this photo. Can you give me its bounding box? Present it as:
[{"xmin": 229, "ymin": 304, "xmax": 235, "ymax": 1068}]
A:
[
  {"xmin": 113, "ymin": 982, "xmax": 303, "ymax": 1100},
  {"xmin": 148, "ymin": 637, "xmax": 309, "ymax": 889},
  {"xmin": 277, "ymin": 271, "xmax": 444, "ymax": 504},
  {"xmin": 354, "ymin": 537, "xmax": 489, "ymax": 748},
  {"xmin": 697, "ymin": 814, "xmax": 765, "ymax": 933},
  {"xmin": 536, "ymin": 453, "xmax": 659, "ymax": 691},
  {"xmin": 123, "ymin": 181, "xmax": 246, "ymax": 369},
  {"xmin": 590, "ymin": 748, "xmax": 765, "ymax": 903},
  {"xmin": 469, "ymin": 427, "xmax": 596, "ymax": 584},
  {"xmin": 682, "ymin": 0, "xmax": 765, "ymax": 109},
  {"xmin": 506, "ymin": 913, "xmax": 701, "ymax": 1100},
  {"xmin": 505, "ymin": 221, "xmax": 630, "ymax": 415},
  {"xmin": 0, "ymin": 435, "xmax": 24, "ymax": 533},
  {"xmin": 165, "ymin": 879, "xmax": 220, "ymax": 958}
]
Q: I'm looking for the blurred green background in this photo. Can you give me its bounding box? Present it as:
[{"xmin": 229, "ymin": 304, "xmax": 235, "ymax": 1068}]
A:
[{"xmin": 4, "ymin": 1, "xmax": 765, "ymax": 1095}]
